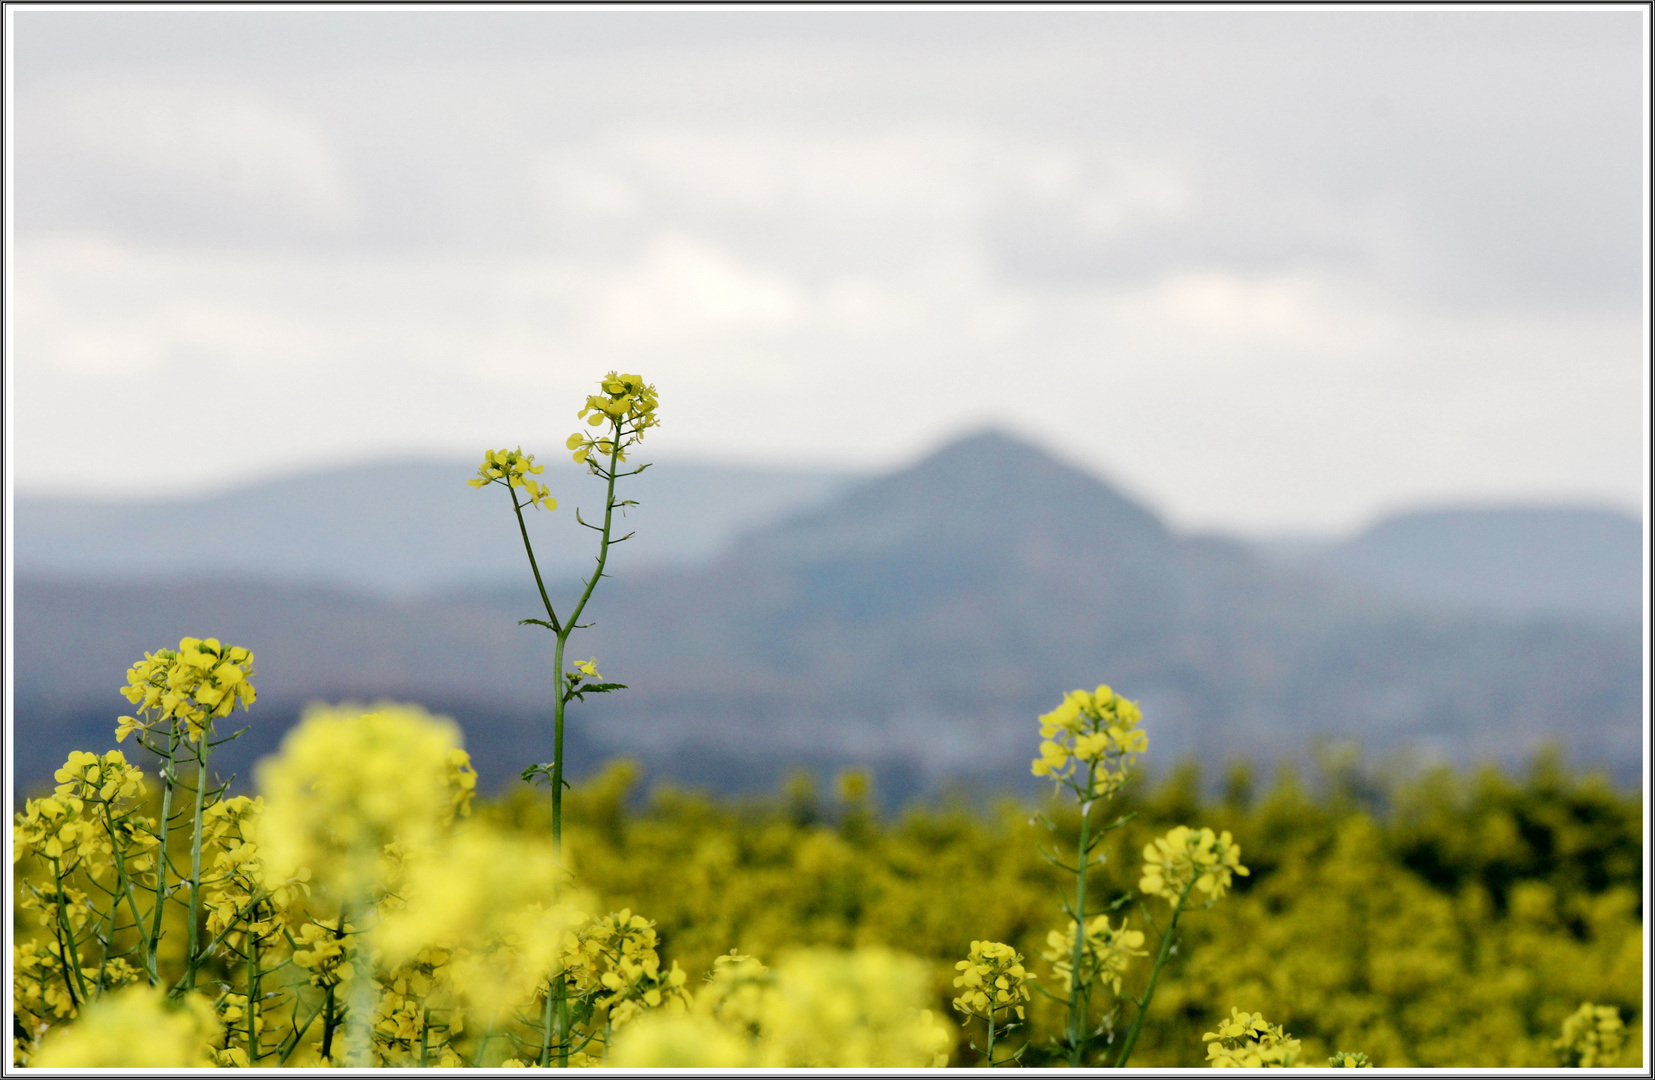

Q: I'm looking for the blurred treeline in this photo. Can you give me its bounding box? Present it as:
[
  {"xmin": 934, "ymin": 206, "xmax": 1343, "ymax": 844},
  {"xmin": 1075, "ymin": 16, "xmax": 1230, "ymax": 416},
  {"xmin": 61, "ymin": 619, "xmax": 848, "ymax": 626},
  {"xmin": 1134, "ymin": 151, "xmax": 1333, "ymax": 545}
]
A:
[{"xmin": 487, "ymin": 752, "xmax": 1643, "ymax": 1068}]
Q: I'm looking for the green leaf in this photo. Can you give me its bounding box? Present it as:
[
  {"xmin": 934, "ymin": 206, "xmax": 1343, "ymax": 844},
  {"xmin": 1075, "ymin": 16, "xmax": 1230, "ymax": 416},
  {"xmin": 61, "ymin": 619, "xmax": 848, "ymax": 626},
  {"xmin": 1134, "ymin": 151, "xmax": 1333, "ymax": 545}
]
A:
[
  {"xmin": 519, "ymin": 618, "xmax": 556, "ymax": 630},
  {"xmin": 567, "ymin": 681, "xmax": 629, "ymax": 703},
  {"xmin": 520, "ymin": 762, "xmax": 557, "ymax": 786}
]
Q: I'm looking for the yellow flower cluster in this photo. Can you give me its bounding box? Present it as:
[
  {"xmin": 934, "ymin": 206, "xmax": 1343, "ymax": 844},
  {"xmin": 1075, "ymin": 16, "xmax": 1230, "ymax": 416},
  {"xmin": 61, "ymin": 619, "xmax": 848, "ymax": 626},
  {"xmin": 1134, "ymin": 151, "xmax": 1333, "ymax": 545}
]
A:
[
  {"xmin": 1554, "ymin": 1002, "xmax": 1625, "ymax": 1067},
  {"xmin": 567, "ymin": 371, "xmax": 660, "ymax": 467},
  {"xmin": 201, "ymin": 796, "xmax": 310, "ymax": 952},
  {"xmin": 52, "ymin": 749, "xmax": 147, "ymax": 804},
  {"xmin": 467, "ymin": 447, "xmax": 557, "ymax": 511},
  {"xmin": 562, "ymin": 909, "xmax": 691, "ymax": 1029},
  {"xmin": 1141, "ymin": 825, "xmax": 1249, "ymax": 905},
  {"xmin": 1031, "ymin": 684, "xmax": 1147, "ymax": 798},
  {"xmin": 13, "ymin": 791, "xmax": 104, "ymax": 865},
  {"xmin": 952, "ymin": 940, "xmax": 1033, "ymax": 1023},
  {"xmin": 1202, "ymin": 1007, "xmax": 1302, "ymax": 1068},
  {"xmin": 29, "ymin": 985, "xmax": 221, "ymax": 1068},
  {"xmin": 609, "ymin": 946, "xmax": 951, "ymax": 1068},
  {"xmin": 255, "ymin": 703, "xmax": 477, "ymax": 897},
  {"xmin": 1041, "ymin": 914, "xmax": 1147, "ymax": 996},
  {"xmin": 291, "ymin": 920, "xmax": 352, "ymax": 990},
  {"xmin": 117, "ymin": 637, "xmax": 256, "ymax": 743}
]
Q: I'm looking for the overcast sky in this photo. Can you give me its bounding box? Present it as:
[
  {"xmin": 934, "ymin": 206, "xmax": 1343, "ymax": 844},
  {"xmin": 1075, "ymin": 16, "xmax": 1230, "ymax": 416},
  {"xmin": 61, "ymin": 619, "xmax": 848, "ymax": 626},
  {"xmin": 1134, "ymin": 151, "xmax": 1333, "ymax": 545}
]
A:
[{"xmin": 7, "ymin": 8, "xmax": 1647, "ymax": 535}]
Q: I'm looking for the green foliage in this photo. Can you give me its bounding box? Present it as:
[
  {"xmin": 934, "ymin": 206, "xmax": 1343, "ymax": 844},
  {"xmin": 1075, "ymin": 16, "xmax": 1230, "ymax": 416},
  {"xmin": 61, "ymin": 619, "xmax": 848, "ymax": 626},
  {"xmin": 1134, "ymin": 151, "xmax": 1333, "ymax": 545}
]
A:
[{"xmin": 504, "ymin": 754, "xmax": 1642, "ymax": 1068}]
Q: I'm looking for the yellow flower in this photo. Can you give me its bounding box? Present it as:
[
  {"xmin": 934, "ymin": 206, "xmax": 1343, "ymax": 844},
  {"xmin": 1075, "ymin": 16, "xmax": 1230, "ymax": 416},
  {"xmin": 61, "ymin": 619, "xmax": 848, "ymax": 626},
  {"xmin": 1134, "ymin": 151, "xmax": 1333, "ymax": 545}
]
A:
[
  {"xmin": 752, "ymin": 947, "xmax": 953, "ymax": 1068},
  {"xmin": 117, "ymin": 638, "xmax": 256, "ymax": 743},
  {"xmin": 607, "ymin": 1013, "xmax": 752, "ymax": 1068},
  {"xmin": 1202, "ymin": 1007, "xmax": 1301, "ymax": 1068},
  {"xmin": 952, "ymin": 940, "xmax": 1034, "ymax": 1023},
  {"xmin": 1030, "ymin": 684, "xmax": 1146, "ymax": 797},
  {"xmin": 30, "ymin": 985, "xmax": 220, "ymax": 1067},
  {"xmin": 254, "ymin": 703, "xmax": 472, "ymax": 899},
  {"xmin": 568, "ymin": 371, "xmax": 660, "ymax": 466},
  {"xmin": 1041, "ymin": 915, "xmax": 1146, "ymax": 996},
  {"xmin": 1140, "ymin": 825, "xmax": 1249, "ymax": 905},
  {"xmin": 1555, "ymin": 1002, "xmax": 1625, "ymax": 1067},
  {"xmin": 468, "ymin": 446, "xmax": 557, "ymax": 510}
]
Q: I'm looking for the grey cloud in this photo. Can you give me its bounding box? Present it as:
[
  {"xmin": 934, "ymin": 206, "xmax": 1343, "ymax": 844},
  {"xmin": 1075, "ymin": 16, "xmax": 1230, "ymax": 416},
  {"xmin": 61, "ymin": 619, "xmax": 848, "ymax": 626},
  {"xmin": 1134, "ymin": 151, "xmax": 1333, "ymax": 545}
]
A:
[{"xmin": 12, "ymin": 10, "xmax": 1641, "ymax": 312}]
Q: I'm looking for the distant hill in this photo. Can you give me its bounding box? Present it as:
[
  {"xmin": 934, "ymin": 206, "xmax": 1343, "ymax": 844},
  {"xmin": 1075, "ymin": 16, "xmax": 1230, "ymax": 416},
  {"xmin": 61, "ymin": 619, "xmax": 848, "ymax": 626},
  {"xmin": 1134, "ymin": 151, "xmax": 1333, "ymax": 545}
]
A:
[
  {"xmin": 13, "ymin": 431, "xmax": 1642, "ymax": 803},
  {"xmin": 16, "ymin": 444, "xmax": 1639, "ymax": 620},
  {"xmin": 1262, "ymin": 507, "xmax": 1643, "ymax": 620},
  {"xmin": 13, "ymin": 458, "xmax": 858, "ymax": 597}
]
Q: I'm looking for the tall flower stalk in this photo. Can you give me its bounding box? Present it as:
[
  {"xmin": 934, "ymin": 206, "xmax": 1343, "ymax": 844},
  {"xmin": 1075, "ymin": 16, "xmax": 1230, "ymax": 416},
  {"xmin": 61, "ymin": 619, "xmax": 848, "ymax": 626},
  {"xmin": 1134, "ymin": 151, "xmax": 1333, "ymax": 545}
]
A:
[
  {"xmin": 469, "ymin": 372, "xmax": 658, "ymax": 1069},
  {"xmin": 468, "ymin": 371, "xmax": 659, "ymax": 859},
  {"xmin": 1029, "ymin": 685, "xmax": 1146, "ymax": 1066}
]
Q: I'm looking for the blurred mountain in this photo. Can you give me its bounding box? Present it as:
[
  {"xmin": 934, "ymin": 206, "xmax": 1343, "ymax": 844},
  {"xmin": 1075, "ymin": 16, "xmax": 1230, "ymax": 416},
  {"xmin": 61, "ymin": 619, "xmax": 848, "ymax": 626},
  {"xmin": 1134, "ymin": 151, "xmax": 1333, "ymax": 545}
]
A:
[
  {"xmin": 1252, "ymin": 507, "xmax": 1643, "ymax": 620},
  {"xmin": 12, "ymin": 431, "xmax": 1644, "ymax": 802},
  {"xmin": 13, "ymin": 458, "xmax": 859, "ymax": 596}
]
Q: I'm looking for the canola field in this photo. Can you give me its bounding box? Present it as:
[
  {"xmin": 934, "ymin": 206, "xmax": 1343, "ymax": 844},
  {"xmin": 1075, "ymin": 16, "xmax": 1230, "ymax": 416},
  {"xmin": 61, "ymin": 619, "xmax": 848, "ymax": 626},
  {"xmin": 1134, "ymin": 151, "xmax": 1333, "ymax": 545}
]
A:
[{"xmin": 12, "ymin": 684, "xmax": 1642, "ymax": 1067}]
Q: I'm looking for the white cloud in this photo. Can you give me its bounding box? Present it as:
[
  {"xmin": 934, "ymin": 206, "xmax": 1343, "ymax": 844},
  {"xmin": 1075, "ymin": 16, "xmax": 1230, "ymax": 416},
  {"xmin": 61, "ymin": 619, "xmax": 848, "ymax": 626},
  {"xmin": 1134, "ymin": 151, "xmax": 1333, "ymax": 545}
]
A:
[
  {"xmin": 8, "ymin": 12, "xmax": 1644, "ymax": 531},
  {"xmin": 593, "ymin": 233, "xmax": 804, "ymax": 347},
  {"xmin": 22, "ymin": 78, "xmax": 357, "ymax": 236}
]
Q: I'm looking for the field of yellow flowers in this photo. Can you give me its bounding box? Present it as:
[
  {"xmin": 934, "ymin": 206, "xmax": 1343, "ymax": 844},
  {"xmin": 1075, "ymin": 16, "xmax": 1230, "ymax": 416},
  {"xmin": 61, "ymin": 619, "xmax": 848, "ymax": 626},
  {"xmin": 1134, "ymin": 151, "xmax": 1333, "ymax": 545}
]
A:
[
  {"xmin": 13, "ymin": 662, "xmax": 1642, "ymax": 1067},
  {"xmin": 10, "ymin": 372, "xmax": 1642, "ymax": 1068}
]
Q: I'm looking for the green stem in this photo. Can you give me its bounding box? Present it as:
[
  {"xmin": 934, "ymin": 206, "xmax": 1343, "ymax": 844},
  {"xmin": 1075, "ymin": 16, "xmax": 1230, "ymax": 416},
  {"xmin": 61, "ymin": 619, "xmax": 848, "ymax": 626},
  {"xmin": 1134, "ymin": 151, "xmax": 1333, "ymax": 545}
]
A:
[
  {"xmin": 319, "ymin": 983, "xmax": 339, "ymax": 1063},
  {"xmin": 277, "ymin": 995, "xmax": 326, "ymax": 1065},
  {"xmin": 344, "ymin": 901, "xmax": 374, "ymax": 1067},
  {"xmin": 470, "ymin": 1026, "xmax": 495, "ymax": 1068},
  {"xmin": 101, "ymin": 803, "xmax": 155, "ymax": 984},
  {"xmin": 985, "ymin": 1006, "xmax": 996, "ymax": 1066},
  {"xmin": 1111, "ymin": 880, "xmax": 1193, "ymax": 1069},
  {"xmin": 49, "ymin": 858, "xmax": 92, "ymax": 1010},
  {"xmin": 247, "ymin": 926, "xmax": 263, "ymax": 1065},
  {"xmin": 556, "ymin": 987, "xmax": 571, "ymax": 1068},
  {"xmin": 549, "ymin": 425, "xmax": 627, "ymax": 859},
  {"xmin": 145, "ymin": 724, "xmax": 182, "ymax": 969},
  {"xmin": 551, "ymin": 633, "xmax": 569, "ymax": 857},
  {"xmin": 510, "ymin": 492, "xmax": 564, "ymax": 636},
  {"xmin": 538, "ymin": 975, "xmax": 557, "ymax": 1067},
  {"xmin": 182, "ymin": 736, "xmax": 210, "ymax": 990},
  {"xmin": 1065, "ymin": 765, "xmax": 1096, "ymax": 1066}
]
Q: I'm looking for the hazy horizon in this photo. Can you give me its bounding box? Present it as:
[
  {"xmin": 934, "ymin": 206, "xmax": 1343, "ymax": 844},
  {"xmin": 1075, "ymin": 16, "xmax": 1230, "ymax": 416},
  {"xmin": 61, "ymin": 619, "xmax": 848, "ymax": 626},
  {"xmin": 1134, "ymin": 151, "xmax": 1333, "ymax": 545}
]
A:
[{"xmin": 9, "ymin": 428, "xmax": 1644, "ymax": 542}]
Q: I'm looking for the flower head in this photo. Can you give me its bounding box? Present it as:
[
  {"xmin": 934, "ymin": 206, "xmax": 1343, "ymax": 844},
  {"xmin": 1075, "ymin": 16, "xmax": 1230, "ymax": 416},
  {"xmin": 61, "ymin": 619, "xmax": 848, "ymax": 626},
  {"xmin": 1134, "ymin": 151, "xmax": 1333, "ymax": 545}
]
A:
[
  {"xmin": 467, "ymin": 446, "xmax": 556, "ymax": 510},
  {"xmin": 117, "ymin": 638, "xmax": 256, "ymax": 744},
  {"xmin": 30, "ymin": 985, "xmax": 220, "ymax": 1068},
  {"xmin": 952, "ymin": 940, "xmax": 1033, "ymax": 1024},
  {"xmin": 255, "ymin": 703, "xmax": 474, "ymax": 899},
  {"xmin": 1040, "ymin": 915, "xmax": 1145, "ymax": 996},
  {"xmin": 568, "ymin": 371, "xmax": 659, "ymax": 467},
  {"xmin": 1140, "ymin": 825, "xmax": 1249, "ymax": 905},
  {"xmin": 1555, "ymin": 1002, "xmax": 1625, "ymax": 1068},
  {"xmin": 1030, "ymin": 684, "xmax": 1147, "ymax": 798},
  {"xmin": 1202, "ymin": 1007, "xmax": 1301, "ymax": 1068}
]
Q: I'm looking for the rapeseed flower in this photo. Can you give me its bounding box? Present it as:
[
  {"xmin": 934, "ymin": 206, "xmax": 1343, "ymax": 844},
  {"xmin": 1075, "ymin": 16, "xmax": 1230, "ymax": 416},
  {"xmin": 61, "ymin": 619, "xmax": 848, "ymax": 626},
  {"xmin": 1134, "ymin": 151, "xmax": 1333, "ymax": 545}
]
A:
[
  {"xmin": 952, "ymin": 939, "xmax": 1033, "ymax": 1022},
  {"xmin": 1555, "ymin": 1002, "xmax": 1625, "ymax": 1067},
  {"xmin": 1202, "ymin": 1007, "xmax": 1301, "ymax": 1067},
  {"xmin": 29, "ymin": 985, "xmax": 219, "ymax": 1067},
  {"xmin": 1141, "ymin": 825, "xmax": 1249, "ymax": 904},
  {"xmin": 255, "ymin": 703, "xmax": 472, "ymax": 899},
  {"xmin": 1031, "ymin": 684, "xmax": 1147, "ymax": 798},
  {"xmin": 468, "ymin": 447, "xmax": 556, "ymax": 511},
  {"xmin": 117, "ymin": 637, "xmax": 256, "ymax": 743},
  {"xmin": 568, "ymin": 371, "xmax": 659, "ymax": 466},
  {"xmin": 1042, "ymin": 915, "xmax": 1146, "ymax": 996}
]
